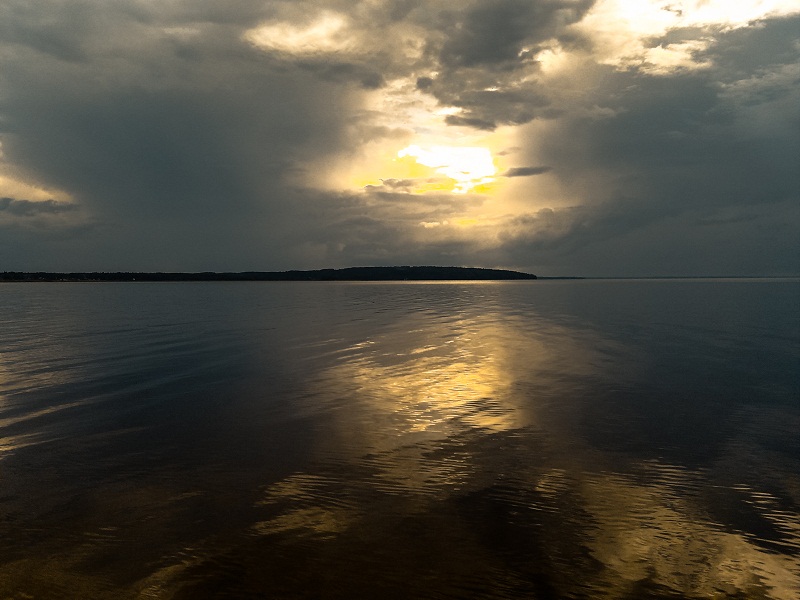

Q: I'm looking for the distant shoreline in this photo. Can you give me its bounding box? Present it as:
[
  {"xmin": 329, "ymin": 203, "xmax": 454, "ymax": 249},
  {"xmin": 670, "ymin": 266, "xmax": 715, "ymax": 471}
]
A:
[
  {"xmin": 4, "ymin": 270, "xmax": 793, "ymax": 283},
  {"xmin": 0, "ymin": 266, "xmax": 537, "ymax": 282}
]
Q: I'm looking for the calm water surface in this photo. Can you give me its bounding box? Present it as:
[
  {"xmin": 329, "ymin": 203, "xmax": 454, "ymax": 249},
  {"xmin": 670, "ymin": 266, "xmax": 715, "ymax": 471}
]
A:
[{"xmin": 0, "ymin": 280, "xmax": 798, "ymax": 599}]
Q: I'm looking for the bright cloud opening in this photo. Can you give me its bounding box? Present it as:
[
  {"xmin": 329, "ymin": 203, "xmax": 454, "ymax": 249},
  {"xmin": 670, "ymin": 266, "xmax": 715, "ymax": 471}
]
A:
[
  {"xmin": 397, "ymin": 145, "xmax": 497, "ymax": 194},
  {"xmin": 575, "ymin": 0, "xmax": 800, "ymax": 73}
]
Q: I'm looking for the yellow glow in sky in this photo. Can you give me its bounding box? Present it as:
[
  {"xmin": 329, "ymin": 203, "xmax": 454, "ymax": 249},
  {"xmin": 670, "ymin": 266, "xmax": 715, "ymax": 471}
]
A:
[
  {"xmin": 0, "ymin": 174, "xmax": 71, "ymax": 203},
  {"xmin": 252, "ymin": 0, "xmax": 800, "ymax": 206},
  {"xmin": 397, "ymin": 145, "xmax": 497, "ymax": 194}
]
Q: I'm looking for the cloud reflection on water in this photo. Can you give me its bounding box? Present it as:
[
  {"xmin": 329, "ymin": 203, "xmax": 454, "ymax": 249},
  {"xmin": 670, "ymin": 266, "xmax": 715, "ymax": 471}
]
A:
[
  {"xmin": 581, "ymin": 468, "xmax": 799, "ymax": 600},
  {"xmin": 253, "ymin": 303, "xmax": 800, "ymax": 599}
]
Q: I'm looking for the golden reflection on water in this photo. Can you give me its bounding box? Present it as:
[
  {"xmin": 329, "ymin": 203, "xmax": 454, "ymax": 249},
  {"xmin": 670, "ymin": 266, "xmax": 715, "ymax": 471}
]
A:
[
  {"xmin": 580, "ymin": 468, "xmax": 800, "ymax": 600},
  {"xmin": 338, "ymin": 336, "xmax": 519, "ymax": 435},
  {"xmin": 314, "ymin": 314, "xmax": 610, "ymax": 453},
  {"xmin": 2, "ymin": 284, "xmax": 799, "ymax": 599},
  {"xmin": 252, "ymin": 311, "xmax": 800, "ymax": 599}
]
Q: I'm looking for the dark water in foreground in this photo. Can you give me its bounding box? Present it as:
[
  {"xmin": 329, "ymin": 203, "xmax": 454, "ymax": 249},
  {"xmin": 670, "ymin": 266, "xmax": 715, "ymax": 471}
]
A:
[{"xmin": 0, "ymin": 279, "xmax": 798, "ymax": 599}]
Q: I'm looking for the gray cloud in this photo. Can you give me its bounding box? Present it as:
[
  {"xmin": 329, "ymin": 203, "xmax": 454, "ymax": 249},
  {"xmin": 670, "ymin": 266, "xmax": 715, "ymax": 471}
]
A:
[
  {"xmin": 444, "ymin": 114, "xmax": 497, "ymax": 130},
  {"xmin": 364, "ymin": 178, "xmax": 454, "ymax": 192},
  {"xmin": 486, "ymin": 15, "xmax": 800, "ymax": 275},
  {"xmin": 415, "ymin": 0, "xmax": 594, "ymax": 127},
  {"xmin": 296, "ymin": 60, "xmax": 385, "ymax": 89},
  {"xmin": 502, "ymin": 166, "xmax": 552, "ymax": 177},
  {"xmin": 565, "ymin": 29, "xmax": 796, "ymax": 207},
  {"xmin": 492, "ymin": 199, "xmax": 800, "ymax": 277},
  {"xmin": 436, "ymin": 0, "xmax": 594, "ymax": 68},
  {"xmin": 0, "ymin": 197, "xmax": 76, "ymax": 216},
  {"xmin": 0, "ymin": 2, "xmax": 360, "ymax": 242}
]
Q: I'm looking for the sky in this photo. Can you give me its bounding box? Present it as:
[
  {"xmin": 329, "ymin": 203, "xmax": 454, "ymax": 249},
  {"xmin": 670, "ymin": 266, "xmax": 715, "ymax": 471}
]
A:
[{"xmin": 0, "ymin": 0, "xmax": 798, "ymax": 276}]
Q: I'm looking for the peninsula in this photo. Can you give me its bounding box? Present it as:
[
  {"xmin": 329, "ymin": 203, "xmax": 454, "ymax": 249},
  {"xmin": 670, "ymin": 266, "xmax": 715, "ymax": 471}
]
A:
[{"xmin": 1, "ymin": 266, "xmax": 537, "ymax": 282}]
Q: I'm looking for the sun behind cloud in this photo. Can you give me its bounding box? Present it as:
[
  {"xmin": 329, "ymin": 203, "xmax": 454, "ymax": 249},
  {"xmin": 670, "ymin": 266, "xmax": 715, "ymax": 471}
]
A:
[{"xmin": 396, "ymin": 144, "xmax": 497, "ymax": 194}]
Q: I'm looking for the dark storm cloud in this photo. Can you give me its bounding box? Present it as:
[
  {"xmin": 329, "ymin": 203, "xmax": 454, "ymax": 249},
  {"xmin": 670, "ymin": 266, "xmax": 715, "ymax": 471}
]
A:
[
  {"xmin": 0, "ymin": 197, "xmax": 76, "ymax": 216},
  {"xmin": 427, "ymin": 76, "xmax": 561, "ymax": 129},
  {"xmin": 364, "ymin": 178, "xmax": 453, "ymax": 192},
  {"xmin": 0, "ymin": 0, "xmax": 101, "ymax": 62},
  {"xmin": 0, "ymin": 194, "xmax": 93, "ymax": 270},
  {"xmin": 251, "ymin": 190, "xmax": 421, "ymax": 267},
  {"xmin": 495, "ymin": 16, "xmax": 800, "ymax": 275},
  {"xmin": 493, "ymin": 199, "xmax": 800, "ymax": 276},
  {"xmin": 538, "ymin": 19, "xmax": 800, "ymax": 212},
  {"xmin": 1, "ymin": 62, "xmax": 348, "ymax": 224},
  {"xmin": 372, "ymin": 179, "xmax": 419, "ymax": 190},
  {"xmin": 415, "ymin": 76, "xmax": 434, "ymax": 90},
  {"xmin": 1, "ymin": 32, "xmax": 354, "ymax": 206},
  {"xmin": 0, "ymin": 0, "xmax": 369, "ymax": 270},
  {"xmin": 502, "ymin": 166, "xmax": 552, "ymax": 177},
  {"xmin": 253, "ymin": 183, "xmax": 497, "ymax": 269},
  {"xmin": 437, "ymin": 1, "xmax": 542, "ymax": 68},
  {"xmin": 436, "ymin": 0, "xmax": 594, "ymax": 68},
  {"xmin": 444, "ymin": 115, "xmax": 497, "ymax": 130},
  {"xmin": 296, "ymin": 60, "xmax": 385, "ymax": 89},
  {"xmin": 416, "ymin": 0, "xmax": 594, "ymax": 127}
]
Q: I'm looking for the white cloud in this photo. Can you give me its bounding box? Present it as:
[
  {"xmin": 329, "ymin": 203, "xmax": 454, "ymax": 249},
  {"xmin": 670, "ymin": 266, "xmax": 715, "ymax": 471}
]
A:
[
  {"xmin": 244, "ymin": 11, "xmax": 353, "ymax": 55},
  {"xmin": 639, "ymin": 39, "xmax": 714, "ymax": 74},
  {"xmin": 572, "ymin": 0, "xmax": 800, "ymax": 73}
]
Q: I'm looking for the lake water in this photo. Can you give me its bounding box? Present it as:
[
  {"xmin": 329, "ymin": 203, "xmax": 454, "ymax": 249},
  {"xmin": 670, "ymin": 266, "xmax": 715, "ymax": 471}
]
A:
[{"xmin": 0, "ymin": 279, "xmax": 798, "ymax": 599}]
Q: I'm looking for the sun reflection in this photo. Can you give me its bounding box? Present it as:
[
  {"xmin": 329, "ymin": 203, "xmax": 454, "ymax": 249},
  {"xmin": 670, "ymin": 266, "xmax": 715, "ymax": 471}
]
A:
[
  {"xmin": 330, "ymin": 324, "xmax": 525, "ymax": 442},
  {"xmin": 304, "ymin": 311, "xmax": 611, "ymax": 460}
]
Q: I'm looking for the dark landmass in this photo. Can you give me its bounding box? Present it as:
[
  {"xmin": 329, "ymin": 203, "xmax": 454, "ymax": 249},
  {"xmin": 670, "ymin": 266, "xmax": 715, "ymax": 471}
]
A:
[{"xmin": 0, "ymin": 266, "xmax": 537, "ymax": 282}]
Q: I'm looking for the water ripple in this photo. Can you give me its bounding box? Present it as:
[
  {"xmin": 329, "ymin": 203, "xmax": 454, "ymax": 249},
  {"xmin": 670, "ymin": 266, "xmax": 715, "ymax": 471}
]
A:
[{"xmin": 0, "ymin": 280, "xmax": 797, "ymax": 598}]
